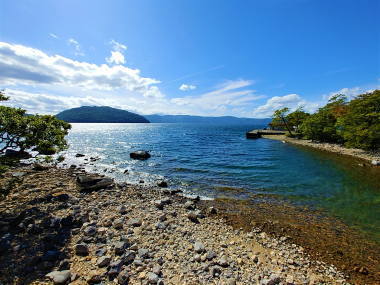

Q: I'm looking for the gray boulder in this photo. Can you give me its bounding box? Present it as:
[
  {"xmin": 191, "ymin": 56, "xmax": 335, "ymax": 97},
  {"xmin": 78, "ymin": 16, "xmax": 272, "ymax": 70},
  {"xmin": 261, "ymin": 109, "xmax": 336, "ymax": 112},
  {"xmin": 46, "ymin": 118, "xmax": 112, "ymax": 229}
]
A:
[
  {"xmin": 194, "ymin": 242, "xmax": 205, "ymax": 253},
  {"xmin": 76, "ymin": 175, "xmax": 113, "ymax": 191},
  {"xmin": 46, "ymin": 270, "xmax": 71, "ymax": 284},
  {"xmin": 97, "ymin": 256, "xmax": 111, "ymax": 267},
  {"xmin": 127, "ymin": 218, "xmax": 142, "ymax": 227}
]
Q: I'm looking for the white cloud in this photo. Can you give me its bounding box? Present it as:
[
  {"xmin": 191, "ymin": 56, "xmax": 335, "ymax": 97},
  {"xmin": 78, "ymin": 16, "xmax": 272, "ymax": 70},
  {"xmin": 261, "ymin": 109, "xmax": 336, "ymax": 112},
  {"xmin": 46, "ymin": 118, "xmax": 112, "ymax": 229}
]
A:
[
  {"xmin": 49, "ymin": 33, "xmax": 59, "ymax": 39},
  {"xmin": 253, "ymin": 94, "xmax": 320, "ymax": 118},
  {"xmin": 67, "ymin": 38, "xmax": 84, "ymax": 56},
  {"xmin": 2, "ymin": 89, "xmax": 109, "ymax": 114},
  {"xmin": 0, "ymin": 41, "xmax": 264, "ymax": 117},
  {"xmin": 106, "ymin": 51, "xmax": 125, "ymax": 65},
  {"xmin": 8, "ymin": 41, "xmax": 372, "ymax": 119},
  {"xmin": 0, "ymin": 41, "xmax": 161, "ymax": 97},
  {"xmin": 106, "ymin": 40, "xmax": 127, "ymax": 65},
  {"xmin": 179, "ymin": 84, "xmax": 196, "ymax": 91},
  {"xmin": 110, "ymin": 39, "xmax": 127, "ymax": 52},
  {"xmin": 171, "ymin": 80, "xmax": 265, "ymax": 115},
  {"xmin": 326, "ymin": 87, "xmax": 370, "ymax": 100}
]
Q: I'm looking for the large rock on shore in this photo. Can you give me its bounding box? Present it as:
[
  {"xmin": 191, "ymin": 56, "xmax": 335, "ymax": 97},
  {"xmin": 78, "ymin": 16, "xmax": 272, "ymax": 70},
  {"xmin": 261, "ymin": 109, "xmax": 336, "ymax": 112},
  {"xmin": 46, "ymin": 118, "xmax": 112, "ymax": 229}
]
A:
[
  {"xmin": 130, "ymin": 151, "xmax": 151, "ymax": 160},
  {"xmin": 46, "ymin": 270, "xmax": 71, "ymax": 284},
  {"xmin": 76, "ymin": 175, "xmax": 114, "ymax": 191}
]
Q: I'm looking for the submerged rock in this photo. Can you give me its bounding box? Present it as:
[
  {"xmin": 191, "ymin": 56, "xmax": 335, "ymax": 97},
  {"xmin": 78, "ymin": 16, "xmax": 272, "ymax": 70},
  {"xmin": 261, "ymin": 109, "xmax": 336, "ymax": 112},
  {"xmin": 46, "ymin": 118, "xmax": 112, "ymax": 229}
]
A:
[
  {"xmin": 130, "ymin": 150, "xmax": 151, "ymax": 160},
  {"xmin": 157, "ymin": 181, "xmax": 168, "ymax": 188}
]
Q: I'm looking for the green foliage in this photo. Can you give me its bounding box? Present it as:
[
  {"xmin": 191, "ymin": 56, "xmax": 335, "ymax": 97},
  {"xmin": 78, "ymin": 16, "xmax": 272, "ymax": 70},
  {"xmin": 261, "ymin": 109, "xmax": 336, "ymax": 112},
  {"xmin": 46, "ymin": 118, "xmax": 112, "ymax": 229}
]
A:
[
  {"xmin": 57, "ymin": 155, "xmax": 65, "ymax": 162},
  {"xmin": 299, "ymin": 108, "xmax": 344, "ymax": 143},
  {"xmin": 0, "ymin": 90, "xmax": 9, "ymax": 101},
  {"xmin": 44, "ymin": 155, "xmax": 54, "ymax": 163},
  {"xmin": 0, "ymin": 90, "xmax": 71, "ymax": 155},
  {"xmin": 299, "ymin": 94, "xmax": 348, "ymax": 143},
  {"xmin": 337, "ymin": 90, "xmax": 380, "ymax": 150},
  {"xmin": 286, "ymin": 108, "xmax": 310, "ymax": 132},
  {"xmin": 271, "ymin": 107, "xmax": 293, "ymax": 135},
  {"xmin": 270, "ymin": 90, "xmax": 380, "ymax": 150}
]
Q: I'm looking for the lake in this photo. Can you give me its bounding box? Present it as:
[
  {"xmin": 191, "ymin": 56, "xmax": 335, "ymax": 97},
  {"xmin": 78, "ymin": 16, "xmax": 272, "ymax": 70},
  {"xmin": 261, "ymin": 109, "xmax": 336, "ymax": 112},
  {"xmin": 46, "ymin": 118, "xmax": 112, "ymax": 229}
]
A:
[{"xmin": 62, "ymin": 123, "xmax": 380, "ymax": 242}]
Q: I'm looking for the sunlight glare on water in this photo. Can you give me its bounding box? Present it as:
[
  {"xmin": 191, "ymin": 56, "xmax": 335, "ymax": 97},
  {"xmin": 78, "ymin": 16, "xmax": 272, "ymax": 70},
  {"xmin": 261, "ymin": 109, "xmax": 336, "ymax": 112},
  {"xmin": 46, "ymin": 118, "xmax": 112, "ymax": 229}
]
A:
[{"xmin": 63, "ymin": 123, "xmax": 380, "ymax": 240}]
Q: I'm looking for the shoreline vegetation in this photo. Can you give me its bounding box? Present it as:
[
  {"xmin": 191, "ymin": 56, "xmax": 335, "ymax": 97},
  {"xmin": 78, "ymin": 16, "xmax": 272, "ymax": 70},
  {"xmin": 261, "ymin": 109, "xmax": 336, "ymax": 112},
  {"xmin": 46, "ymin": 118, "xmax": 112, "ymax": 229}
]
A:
[
  {"xmin": 0, "ymin": 161, "xmax": 379, "ymax": 284},
  {"xmin": 268, "ymin": 90, "xmax": 380, "ymax": 154}
]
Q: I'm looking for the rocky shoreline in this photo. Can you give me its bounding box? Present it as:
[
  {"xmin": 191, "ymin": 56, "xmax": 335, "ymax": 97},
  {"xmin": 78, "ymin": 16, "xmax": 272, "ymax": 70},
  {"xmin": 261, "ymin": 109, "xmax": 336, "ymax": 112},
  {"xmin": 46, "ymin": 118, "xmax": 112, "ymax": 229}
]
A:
[
  {"xmin": 0, "ymin": 163, "xmax": 350, "ymax": 285},
  {"xmin": 261, "ymin": 135, "xmax": 380, "ymax": 164}
]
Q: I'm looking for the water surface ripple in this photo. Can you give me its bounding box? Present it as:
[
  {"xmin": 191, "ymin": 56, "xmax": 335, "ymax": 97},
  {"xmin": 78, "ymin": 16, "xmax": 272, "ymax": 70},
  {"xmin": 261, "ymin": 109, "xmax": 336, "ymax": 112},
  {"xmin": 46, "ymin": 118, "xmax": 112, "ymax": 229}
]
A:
[{"xmin": 63, "ymin": 123, "xmax": 380, "ymax": 241}]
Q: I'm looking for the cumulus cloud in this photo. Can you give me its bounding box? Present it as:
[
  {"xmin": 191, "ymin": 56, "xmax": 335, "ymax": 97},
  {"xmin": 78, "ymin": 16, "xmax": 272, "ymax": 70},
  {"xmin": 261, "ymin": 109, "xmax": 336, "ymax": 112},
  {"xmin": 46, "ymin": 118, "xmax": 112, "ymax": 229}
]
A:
[
  {"xmin": 106, "ymin": 51, "xmax": 125, "ymax": 65},
  {"xmin": 179, "ymin": 84, "xmax": 196, "ymax": 91},
  {"xmin": 106, "ymin": 40, "xmax": 127, "ymax": 65},
  {"xmin": 67, "ymin": 38, "xmax": 84, "ymax": 56},
  {"xmin": 0, "ymin": 41, "xmax": 162, "ymax": 98},
  {"xmin": 253, "ymin": 94, "xmax": 320, "ymax": 118},
  {"xmin": 0, "ymin": 41, "xmax": 262, "ymax": 116}
]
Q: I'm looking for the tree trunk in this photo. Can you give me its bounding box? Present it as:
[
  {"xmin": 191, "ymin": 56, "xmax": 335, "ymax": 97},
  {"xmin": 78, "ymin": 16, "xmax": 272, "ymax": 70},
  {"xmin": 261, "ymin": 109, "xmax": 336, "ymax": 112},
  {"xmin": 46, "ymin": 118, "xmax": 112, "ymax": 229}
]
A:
[{"xmin": 281, "ymin": 116, "xmax": 293, "ymax": 136}]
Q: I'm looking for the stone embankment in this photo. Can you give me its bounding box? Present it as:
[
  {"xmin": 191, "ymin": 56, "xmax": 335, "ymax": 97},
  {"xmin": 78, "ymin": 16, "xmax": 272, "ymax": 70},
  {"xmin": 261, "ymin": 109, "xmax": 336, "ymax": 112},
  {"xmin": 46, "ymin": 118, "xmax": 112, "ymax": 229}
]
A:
[{"xmin": 0, "ymin": 164, "xmax": 348, "ymax": 284}]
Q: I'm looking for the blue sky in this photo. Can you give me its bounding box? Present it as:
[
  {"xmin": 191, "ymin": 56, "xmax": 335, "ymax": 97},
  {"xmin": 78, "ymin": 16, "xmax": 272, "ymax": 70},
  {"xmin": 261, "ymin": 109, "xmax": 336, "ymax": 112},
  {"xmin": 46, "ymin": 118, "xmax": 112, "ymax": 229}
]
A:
[{"xmin": 0, "ymin": 0, "xmax": 379, "ymax": 117}]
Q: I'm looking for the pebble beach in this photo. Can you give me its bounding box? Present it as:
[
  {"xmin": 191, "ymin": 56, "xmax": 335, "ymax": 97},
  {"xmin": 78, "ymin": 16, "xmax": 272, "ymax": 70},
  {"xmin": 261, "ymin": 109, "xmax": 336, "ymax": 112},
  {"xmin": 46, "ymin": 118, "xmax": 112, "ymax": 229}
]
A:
[{"xmin": 0, "ymin": 163, "xmax": 351, "ymax": 285}]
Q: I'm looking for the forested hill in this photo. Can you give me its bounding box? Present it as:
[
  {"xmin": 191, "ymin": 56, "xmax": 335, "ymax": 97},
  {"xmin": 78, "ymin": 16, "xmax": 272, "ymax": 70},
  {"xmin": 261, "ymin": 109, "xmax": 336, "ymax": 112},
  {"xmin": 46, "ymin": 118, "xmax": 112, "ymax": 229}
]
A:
[
  {"xmin": 56, "ymin": 106, "xmax": 150, "ymax": 123},
  {"xmin": 56, "ymin": 106, "xmax": 271, "ymax": 125},
  {"xmin": 145, "ymin": 114, "xmax": 271, "ymax": 125}
]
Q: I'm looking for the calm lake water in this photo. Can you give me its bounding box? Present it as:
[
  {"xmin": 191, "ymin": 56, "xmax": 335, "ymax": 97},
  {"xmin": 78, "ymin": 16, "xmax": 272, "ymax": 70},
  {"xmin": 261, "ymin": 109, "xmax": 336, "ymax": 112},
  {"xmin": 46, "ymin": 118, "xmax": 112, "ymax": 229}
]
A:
[{"xmin": 63, "ymin": 123, "xmax": 380, "ymax": 241}]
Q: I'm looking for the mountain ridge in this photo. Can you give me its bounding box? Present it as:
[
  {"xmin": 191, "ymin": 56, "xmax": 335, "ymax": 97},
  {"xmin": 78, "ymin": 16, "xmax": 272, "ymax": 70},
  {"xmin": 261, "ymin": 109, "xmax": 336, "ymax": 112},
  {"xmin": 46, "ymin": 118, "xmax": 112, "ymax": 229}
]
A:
[
  {"xmin": 56, "ymin": 106, "xmax": 271, "ymax": 125},
  {"xmin": 56, "ymin": 106, "xmax": 150, "ymax": 123},
  {"xmin": 145, "ymin": 114, "xmax": 271, "ymax": 125}
]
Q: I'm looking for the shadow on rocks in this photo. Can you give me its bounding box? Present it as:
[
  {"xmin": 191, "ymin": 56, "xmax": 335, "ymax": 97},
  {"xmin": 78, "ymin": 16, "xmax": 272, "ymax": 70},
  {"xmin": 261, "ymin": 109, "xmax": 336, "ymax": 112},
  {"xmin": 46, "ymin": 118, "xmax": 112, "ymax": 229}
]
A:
[{"xmin": 0, "ymin": 195, "xmax": 82, "ymax": 284}]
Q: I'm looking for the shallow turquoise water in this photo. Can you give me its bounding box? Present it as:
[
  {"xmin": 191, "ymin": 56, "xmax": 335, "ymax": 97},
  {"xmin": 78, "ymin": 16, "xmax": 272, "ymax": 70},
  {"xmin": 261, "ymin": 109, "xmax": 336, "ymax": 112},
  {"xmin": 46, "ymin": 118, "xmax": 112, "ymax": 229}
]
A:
[{"xmin": 64, "ymin": 123, "xmax": 380, "ymax": 241}]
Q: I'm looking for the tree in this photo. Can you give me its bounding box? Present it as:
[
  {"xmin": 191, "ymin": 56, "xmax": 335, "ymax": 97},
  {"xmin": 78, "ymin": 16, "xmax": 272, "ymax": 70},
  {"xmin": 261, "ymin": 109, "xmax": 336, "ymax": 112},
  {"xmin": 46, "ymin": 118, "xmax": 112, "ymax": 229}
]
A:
[
  {"xmin": 337, "ymin": 90, "xmax": 380, "ymax": 150},
  {"xmin": 286, "ymin": 107, "xmax": 310, "ymax": 133},
  {"xmin": 0, "ymin": 90, "xmax": 9, "ymax": 101},
  {"xmin": 300, "ymin": 94, "xmax": 347, "ymax": 143},
  {"xmin": 272, "ymin": 107, "xmax": 293, "ymax": 136},
  {"xmin": 0, "ymin": 90, "xmax": 71, "ymax": 155}
]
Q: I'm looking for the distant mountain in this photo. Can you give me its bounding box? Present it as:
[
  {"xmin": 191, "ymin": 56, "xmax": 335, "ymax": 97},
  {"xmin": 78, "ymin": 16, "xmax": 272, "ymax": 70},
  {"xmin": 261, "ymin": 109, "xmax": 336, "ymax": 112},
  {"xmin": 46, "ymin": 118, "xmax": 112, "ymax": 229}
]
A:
[
  {"xmin": 145, "ymin": 114, "xmax": 271, "ymax": 125},
  {"xmin": 56, "ymin": 106, "xmax": 150, "ymax": 123}
]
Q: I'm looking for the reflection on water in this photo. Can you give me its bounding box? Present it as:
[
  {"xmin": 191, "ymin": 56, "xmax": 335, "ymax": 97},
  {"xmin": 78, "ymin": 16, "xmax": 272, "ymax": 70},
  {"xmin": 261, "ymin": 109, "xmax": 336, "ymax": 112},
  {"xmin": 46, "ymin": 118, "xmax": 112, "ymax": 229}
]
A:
[{"xmin": 62, "ymin": 123, "xmax": 380, "ymax": 241}]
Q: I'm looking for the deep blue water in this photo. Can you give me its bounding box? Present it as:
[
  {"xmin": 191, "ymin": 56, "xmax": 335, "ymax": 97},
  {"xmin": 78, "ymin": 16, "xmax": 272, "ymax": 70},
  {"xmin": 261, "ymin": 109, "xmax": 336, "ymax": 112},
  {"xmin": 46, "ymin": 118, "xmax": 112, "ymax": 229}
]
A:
[{"xmin": 62, "ymin": 123, "xmax": 380, "ymax": 240}]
